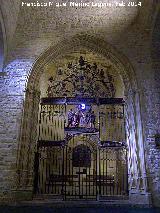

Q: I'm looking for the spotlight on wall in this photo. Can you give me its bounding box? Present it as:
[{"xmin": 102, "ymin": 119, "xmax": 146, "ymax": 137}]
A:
[{"xmin": 81, "ymin": 104, "xmax": 86, "ymax": 110}]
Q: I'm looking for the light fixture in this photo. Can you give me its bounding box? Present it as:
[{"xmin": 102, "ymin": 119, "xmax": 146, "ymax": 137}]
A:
[{"xmin": 81, "ymin": 104, "xmax": 86, "ymax": 110}]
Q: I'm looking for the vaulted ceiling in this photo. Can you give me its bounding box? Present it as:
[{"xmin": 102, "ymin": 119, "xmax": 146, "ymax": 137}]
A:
[{"xmin": 0, "ymin": 0, "xmax": 158, "ymax": 64}]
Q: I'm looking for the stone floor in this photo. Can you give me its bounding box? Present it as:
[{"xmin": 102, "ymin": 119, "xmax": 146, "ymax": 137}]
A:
[{"xmin": 0, "ymin": 206, "xmax": 160, "ymax": 213}]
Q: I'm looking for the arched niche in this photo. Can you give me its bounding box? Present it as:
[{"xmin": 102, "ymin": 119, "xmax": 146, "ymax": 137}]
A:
[{"xmin": 16, "ymin": 34, "xmax": 151, "ymax": 205}]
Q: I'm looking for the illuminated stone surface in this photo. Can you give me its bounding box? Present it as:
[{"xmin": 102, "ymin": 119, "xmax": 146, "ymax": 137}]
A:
[{"xmin": 0, "ymin": 0, "xmax": 159, "ymax": 207}]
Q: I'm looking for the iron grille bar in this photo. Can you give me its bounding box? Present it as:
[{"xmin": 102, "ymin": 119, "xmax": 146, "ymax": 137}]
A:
[
  {"xmin": 100, "ymin": 141, "xmax": 126, "ymax": 147},
  {"xmin": 41, "ymin": 97, "xmax": 124, "ymax": 105},
  {"xmin": 37, "ymin": 140, "xmax": 65, "ymax": 147}
]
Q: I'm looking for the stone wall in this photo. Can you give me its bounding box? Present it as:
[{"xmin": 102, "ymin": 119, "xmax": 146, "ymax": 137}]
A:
[
  {"xmin": 147, "ymin": 7, "xmax": 160, "ymax": 207},
  {"xmin": 0, "ymin": 0, "xmax": 20, "ymax": 58},
  {"xmin": 0, "ymin": 59, "xmax": 33, "ymax": 201},
  {"xmin": 0, "ymin": 0, "xmax": 159, "ymax": 207}
]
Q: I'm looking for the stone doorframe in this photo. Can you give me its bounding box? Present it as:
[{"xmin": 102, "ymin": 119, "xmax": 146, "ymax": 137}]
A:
[{"xmin": 15, "ymin": 34, "xmax": 151, "ymax": 205}]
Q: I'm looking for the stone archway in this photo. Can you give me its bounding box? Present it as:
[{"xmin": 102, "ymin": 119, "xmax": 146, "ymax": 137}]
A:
[{"xmin": 16, "ymin": 34, "xmax": 151, "ymax": 205}]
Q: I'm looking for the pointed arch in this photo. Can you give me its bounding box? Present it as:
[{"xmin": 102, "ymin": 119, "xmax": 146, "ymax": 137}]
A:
[{"xmin": 16, "ymin": 34, "xmax": 150, "ymax": 205}]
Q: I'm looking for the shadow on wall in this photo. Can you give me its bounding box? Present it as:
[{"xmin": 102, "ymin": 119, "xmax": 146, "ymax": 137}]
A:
[
  {"xmin": 152, "ymin": 9, "xmax": 160, "ymax": 89},
  {"xmin": 0, "ymin": 21, "xmax": 4, "ymax": 72}
]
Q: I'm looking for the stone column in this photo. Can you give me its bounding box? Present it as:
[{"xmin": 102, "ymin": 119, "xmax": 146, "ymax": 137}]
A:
[
  {"xmin": 125, "ymin": 90, "xmax": 151, "ymax": 206},
  {"xmin": 14, "ymin": 88, "xmax": 40, "ymax": 200}
]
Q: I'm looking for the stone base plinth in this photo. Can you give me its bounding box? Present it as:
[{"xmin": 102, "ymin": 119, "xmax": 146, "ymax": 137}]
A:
[{"xmin": 129, "ymin": 191, "xmax": 152, "ymax": 207}]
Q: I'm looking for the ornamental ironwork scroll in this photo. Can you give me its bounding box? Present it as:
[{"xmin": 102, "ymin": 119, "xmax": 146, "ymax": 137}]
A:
[{"xmin": 47, "ymin": 56, "xmax": 115, "ymax": 98}]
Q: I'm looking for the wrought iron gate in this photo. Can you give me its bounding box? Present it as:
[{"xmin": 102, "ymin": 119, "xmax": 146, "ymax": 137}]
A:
[
  {"xmin": 63, "ymin": 135, "xmax": 98, "ymax": 200},
  {"xmin": 34, "ymin": 98, "xmax": 128, "ymax": 200}
]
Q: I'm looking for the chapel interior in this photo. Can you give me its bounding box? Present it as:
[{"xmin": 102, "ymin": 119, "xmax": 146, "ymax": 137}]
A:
[{"xmin": 0, "ymin": 0, "xmax": 160, "ymax": 207}]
